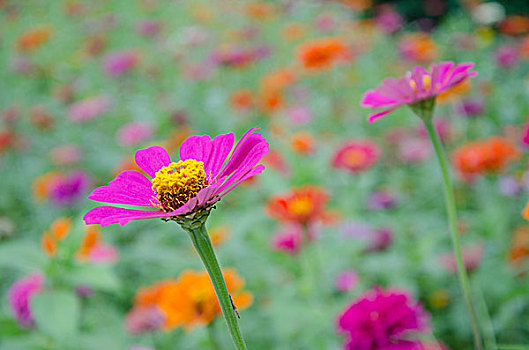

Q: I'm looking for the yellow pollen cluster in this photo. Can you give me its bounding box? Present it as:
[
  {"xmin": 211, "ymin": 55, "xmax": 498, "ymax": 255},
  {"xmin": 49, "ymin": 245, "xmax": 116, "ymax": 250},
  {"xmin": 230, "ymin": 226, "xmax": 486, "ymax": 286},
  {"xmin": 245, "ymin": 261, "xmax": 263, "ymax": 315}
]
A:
[
  {"xmin": 151, "ymin": 159, "xmax": 209, "ymax": 212},
  {"xmin": 409, "ymin": 74, "xmax": 432, "ymax": 92}
]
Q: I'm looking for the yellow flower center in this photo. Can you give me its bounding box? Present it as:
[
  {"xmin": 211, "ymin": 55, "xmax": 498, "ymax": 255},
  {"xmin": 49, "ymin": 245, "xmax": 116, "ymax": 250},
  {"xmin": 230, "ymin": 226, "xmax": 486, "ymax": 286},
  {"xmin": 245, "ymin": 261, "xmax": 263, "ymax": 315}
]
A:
[
  {"xmin": 152, "ymin": 159, "xmax": 209, "ymax": 212},
  {"xmin": 287, "ymin": 197, "xmax": 313, "ymax": 216}
]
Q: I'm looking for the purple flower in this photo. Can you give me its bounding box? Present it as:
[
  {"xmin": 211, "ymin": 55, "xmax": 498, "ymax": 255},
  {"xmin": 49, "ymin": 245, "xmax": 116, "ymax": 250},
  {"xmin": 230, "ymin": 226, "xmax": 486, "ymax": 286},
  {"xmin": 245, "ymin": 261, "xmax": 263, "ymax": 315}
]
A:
[
  {"xmin": 7, "ymin": 273, "xmax": 44, "ymax": 328},
  {"xmin": 136, "ymin": 20, "xmax": 161, "ymax": 36},
  {"xmin": 367, "ymin": 190, "xmax": 397, "ymax": 210},
  {"xmin": 84, "ymin": 128, "xmax": 269, "ymax": 226},
  {"xmin": 365, "ymin": 228, "xmax": 393, "ymax": 253},
  {"xmin": 337, "ymin": 288, "xmax": 429, "ymax": 350},
  {"xmin": 498, "ymin": 176, "xmax": 521, "ymax": 196},
  {"xmin": 335, "ymin": 270, "xmax": 358, "ymax": 292},
  {"xmin": 457, "ymin": 99, "xmax": 484, "ymax": 117},
  {"xmin": 49, "ymin": 170, "xmax": 92, "ymax": 206},
  {"xmin": 495, "ymin": 45, "xmax": 519, "ymax": 68}
]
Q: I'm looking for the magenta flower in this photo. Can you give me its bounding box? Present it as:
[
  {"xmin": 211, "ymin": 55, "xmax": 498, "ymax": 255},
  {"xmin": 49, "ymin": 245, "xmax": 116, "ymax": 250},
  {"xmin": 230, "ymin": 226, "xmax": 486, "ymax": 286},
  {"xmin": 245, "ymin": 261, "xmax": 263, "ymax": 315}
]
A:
[
  {"xmin": 361, "ymin": 61, "xmax": 476, "ymax": 123},
  {"xmin": 84, "ymin": 127, "xmax": 269, "ymax": 226},
  {"xmin": 270, "ymin": 224, "xmax": 303, "ymax": 255},
  {"xmin": 104, "ymin": 50, "xmax": 139, "ymax": 76},
  {"xmin": 337, "ymin": 288, "xmax": 429, "ymax": 350},
  {"xmin": 49, "ymin": 170, "xmax": 92, "ymax": 206},
  {"xmin": 335, "ymin": 270, "xmax": 358, "ymax": 292},
  {"xmin": 116, "ymin": 121, "xmax": 154, "ymax": 147},
  {"xmin": 7, "ymin": 273, "xmax": 44, "ymax": 328}
]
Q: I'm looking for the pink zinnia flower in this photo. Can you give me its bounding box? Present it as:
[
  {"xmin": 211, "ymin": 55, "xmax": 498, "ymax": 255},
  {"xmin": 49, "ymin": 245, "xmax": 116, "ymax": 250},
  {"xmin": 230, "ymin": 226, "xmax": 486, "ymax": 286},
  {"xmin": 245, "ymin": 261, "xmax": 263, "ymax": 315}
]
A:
[
  {"xmin": 361, "ymin": 61, "xmax": 476, "ymax": 123},
  {"xmin": 271, "ymin": 225, "xmax": 303, "ymax": 255},
  {"xmin": 332, "ymin": 139, "xmax": 380, "ymax": 172},
  {"xmin": 104, "ymin": 50, "xmax": 139, "ymax": 76},
  {"xmin": 84, "ymin": 127, "xmax": 269, "ymax": 226},
  {"xmin": 116, "ymin": 121, "xmax": 154, "ymax": 147},
  {"xmin": 495, "ymin": 45, "xmax": 519, "ymax": 68},
  {"xmin": 67, "ymin": 95, "xmax": 110, "ymax": 122},
  {"xmin": 7, "ymin": 273, "xmax": 44, "ymax": 328},
  {"xmin": 337, "ymin": 288, "xmax": 429, "ymax": 350},
  {"xmin": 125, "ymin": 306, "xmax": 165, "ymax": 335}
]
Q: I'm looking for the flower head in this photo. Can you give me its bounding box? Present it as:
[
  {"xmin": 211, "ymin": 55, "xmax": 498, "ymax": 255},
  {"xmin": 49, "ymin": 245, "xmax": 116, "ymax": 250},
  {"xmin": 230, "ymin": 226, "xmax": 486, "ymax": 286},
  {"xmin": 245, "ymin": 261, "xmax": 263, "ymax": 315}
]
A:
[
  {"xmin": 104, "ymin": 50, "xmax": 139, "ymax": 76},
  {"xmin": 337, "ymin": 288, "xmax": 429, "ymax": 350},
  {"xmin": 7, "ymin": 273, "xmax": 45, "ymax": 328},
  {"xmin": 266, "ymin": 185, "xmax": 329, "ymax": 225},
  {"xmin": 84, "ymin": 128, "xmax": 268, "ymax": 226},
  {"xmin": 332, "ymin": 139, "xmax": 380, "ymax": 172},
  {"xmin": 67, "ymin": 95, "xmax": 110, "ymax": 123},
  {"xmin": 128, "ymin": 269, "xmax": 252, "ymax": 331},
  {"xmin": 361, "ymin": 61, "xmax": 476, "ymax": 123},
  {"xmin": 452, "ymin": 136, "xmax": 520, "ymax": 181},
  {"xmin": 297, "ymin": 37, "xmax": 347, "ymax": 70}
]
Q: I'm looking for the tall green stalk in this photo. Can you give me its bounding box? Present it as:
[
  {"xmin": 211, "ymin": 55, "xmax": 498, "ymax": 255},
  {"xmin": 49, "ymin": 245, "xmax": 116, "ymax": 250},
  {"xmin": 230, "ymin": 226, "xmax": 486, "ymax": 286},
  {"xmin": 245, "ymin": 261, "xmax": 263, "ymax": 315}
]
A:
[
  {"xmin": 421, "ymin": 116, "xmax": 484, "ymax": 350},
  {"xmin": 180, "ymin": 217, "xmax": 247, "ymax": 350}
]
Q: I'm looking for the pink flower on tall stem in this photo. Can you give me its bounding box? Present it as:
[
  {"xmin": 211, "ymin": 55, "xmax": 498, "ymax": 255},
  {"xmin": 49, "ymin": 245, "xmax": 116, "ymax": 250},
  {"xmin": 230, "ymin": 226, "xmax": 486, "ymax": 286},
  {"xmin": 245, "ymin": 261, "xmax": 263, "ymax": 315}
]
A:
[
  {"xmin": 361, "ymin": 61, "xmax": 477, "ymax": 123},
  {"xmin": 84, "ymin": 127, "xmax": 269, "ymax": 226}
]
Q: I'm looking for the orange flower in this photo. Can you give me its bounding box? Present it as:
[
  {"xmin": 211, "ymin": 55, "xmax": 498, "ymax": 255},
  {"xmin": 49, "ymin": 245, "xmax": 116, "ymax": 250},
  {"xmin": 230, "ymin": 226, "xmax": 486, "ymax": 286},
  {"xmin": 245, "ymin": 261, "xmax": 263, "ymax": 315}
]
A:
[
  {"xmin": 258, "ymin": 68, "xmax": 297, "ymax": 113},
  {"xmin": 509, "ymin": 226, "xmax": 529, "ymax": 266},
  {"xmin": 32, "ymin": 172, "xmax": 59, "ymax": 201},
  {"xmin": 291, "ymin": 131, "xmax": 315, "ymax": 155},
  {"xmin": 230, "ymin": 89, "xmax": 254, "ymax": 111},
  {"xmin": 453, "ymin": 136, "xmax": 520, "ymax": 181},
  {"xmin": 131, "ymin": 269, "xmax": 252, "ymax": 331},
  {"xmin": 297, "ymin": 37, "xmax": 347, "ymax": 70},
  {"xmin": 17, "ymin": 25, "xmax": 53, "ymax": 52},
  {"xmin": 41, "ymin": 217, "xmax": 72, "ymax": 257},
  {"xmin": 209, "ymin": 225, "xmax": 229, "ymax": 247},
  {"xmin": 76, "ymin": 225, "xmax": 100, "ymax": 260},
  {"xmin": 499, "ymin": 16, "xmax": 529, "ymax": 36},
  {"xmin": 243, "ymin": 2, "xmax": 276, "ymax": 20},
  {"xmin": 399, "ymin": 33, "xmax": 438, "ymax": 63},
  {"xmin": 267, "ymin": 186, "xmax": 329, "ymax": 224}
]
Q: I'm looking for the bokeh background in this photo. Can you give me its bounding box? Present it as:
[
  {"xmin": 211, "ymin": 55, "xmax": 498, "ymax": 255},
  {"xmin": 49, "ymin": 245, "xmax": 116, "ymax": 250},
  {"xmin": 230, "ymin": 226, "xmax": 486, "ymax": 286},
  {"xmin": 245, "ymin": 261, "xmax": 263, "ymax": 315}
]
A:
[{"xmin": 2, "ymin": 0, "xmax": 529, "ymax": 349}]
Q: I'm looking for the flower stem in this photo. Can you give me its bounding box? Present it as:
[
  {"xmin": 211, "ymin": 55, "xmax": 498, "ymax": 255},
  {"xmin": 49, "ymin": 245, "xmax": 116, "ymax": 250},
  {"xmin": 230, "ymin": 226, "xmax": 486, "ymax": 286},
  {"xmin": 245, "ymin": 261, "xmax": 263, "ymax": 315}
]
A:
[
  {"xmin": 423, "ymin": 118, "xmax": 484, "ymax": 350},
  {"xmin": 183, "ymin": 221, "xmax": 247, "ymax": 350}
]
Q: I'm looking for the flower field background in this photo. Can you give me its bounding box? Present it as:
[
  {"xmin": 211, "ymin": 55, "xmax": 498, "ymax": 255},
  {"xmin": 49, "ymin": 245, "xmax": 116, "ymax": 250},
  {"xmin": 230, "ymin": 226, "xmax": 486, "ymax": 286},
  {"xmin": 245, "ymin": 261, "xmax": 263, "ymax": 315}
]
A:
[{"xmin": 1, "ymin": 1, "xmax": 529, "ymax": 349}]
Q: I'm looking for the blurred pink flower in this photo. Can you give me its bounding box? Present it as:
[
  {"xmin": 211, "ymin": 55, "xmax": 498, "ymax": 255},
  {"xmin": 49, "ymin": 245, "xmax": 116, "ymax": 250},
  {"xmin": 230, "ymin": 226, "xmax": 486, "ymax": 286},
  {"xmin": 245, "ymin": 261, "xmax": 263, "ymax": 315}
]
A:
[
  {"xmin": 125, "ymin": 306, "xmax": 165, "ymax": 335},
  {"xmin": 286, "ymin": 106, "xmax": 312, "ymax": 125},
  {"xmin": 315, "ymin": 13, "xmax": 337, "ymax": 32},
  {"xmin": 7, "ymin": 273, "xmax": 44, "ymax": 328},
  {"xmin": 117, "ymin": 121, "xmax": 154, "ymax": 147},
  {"xmin": 457, "ymin": 99, "xmax": 484, "ymax": 117},
  {"xmin": 375, "ymin": 7, "xmax": 403, "ymax": 33},
  {"xmin": 367, "ymin": 190, "xmax": 397, "ymax": 210},
  {"xmin": 439, "ymin": 243, "xmax": 484, "ymax": 273},
  {"xmin": 67, "ymin": 95, "xmax": 110, "ymax": 122},
  {"xmin": 332, "ymin": 139, "xmax": 380, "ymax": 172},
  {"xmin": 137, "ymin": 20, "xmax": 161, "ymax": 36},
  {"xmin": 337, "ymin": 287, "xmax": 430, "ymax": 350},
  {"xmin": 398, "ymin": 137, "xmax": 431, "ymax": 163},
  {"xmin": 335, "ymin": 270, "xmax": 358, "ymax": 292},
  {"xmin": 271, "ymin": 225, "xmax": 303, "ymax": 255},
  {"xmin": 104, "ymin": 50, "xmax": 139, "ymax": 76},
  {"xmin": 50, "ymin": 144, "xmax": 81, "ymax": 165},
  {"xmin": 495, "ymin": 45, "xmax": 519, "ymax": 68},
  {"xmin": 88, "ymin": 243, "xmax": 119, "ymax": 264}
]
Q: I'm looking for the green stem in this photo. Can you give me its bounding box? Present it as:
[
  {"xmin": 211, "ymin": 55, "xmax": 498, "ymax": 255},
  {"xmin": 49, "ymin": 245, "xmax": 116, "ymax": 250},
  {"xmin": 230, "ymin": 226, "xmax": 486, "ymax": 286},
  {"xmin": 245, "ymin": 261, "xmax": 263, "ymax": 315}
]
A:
[
  {"xmin": 423, "ymin": 118, "xmax": 484, "ymax": 350},
  {"xmin": 183, "ymin": 221, "xmax": 247, "ymax": 350}
]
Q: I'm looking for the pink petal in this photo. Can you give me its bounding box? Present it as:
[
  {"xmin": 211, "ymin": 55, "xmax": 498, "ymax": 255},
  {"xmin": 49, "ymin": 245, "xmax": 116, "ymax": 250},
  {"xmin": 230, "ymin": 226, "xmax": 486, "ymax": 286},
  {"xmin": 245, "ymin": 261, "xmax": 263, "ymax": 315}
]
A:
[
  {"xmin": 361, "ymin": 90, "xmax": 398, "ymax": 108},
  {"xmin": 214, "ymin": 140, "xmax": 269, "ymax": 196},
  {"xmin": 135, "ymin": 146, "xmax": 171, "ymax": 178},
  {"xmin": 179, "ymin": 135, "xmax": 213, "ymax": 163},
  {"xmin": 367, "ymin": 109, "xmax": 394, "ymax": 123},
  {"xmin": 205, "ymin": 133, "xmax": 235, "ymax": 178},
  {"xmin": 218, "ymin": 128, "xmax": 267, "ymax": 178},
  {"xmin": 216, "ymin": 164, "xmax": 265, "ymax": 199},
  {"xmin": 88, "ymin": 170, "xmax": 156, "ymax": 207}
]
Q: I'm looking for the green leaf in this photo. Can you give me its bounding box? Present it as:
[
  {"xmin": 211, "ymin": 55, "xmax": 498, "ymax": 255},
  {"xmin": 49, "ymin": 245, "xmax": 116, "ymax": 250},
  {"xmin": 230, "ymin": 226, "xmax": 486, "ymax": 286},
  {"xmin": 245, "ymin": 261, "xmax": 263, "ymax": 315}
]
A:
[
  {"xmin": 0, "ymin": 317, "xmax": 28, "ymax": 337},
  {"xmin": 31, "ymin": 290, "xmax": 80, "ymax": 341},
  {"xmin": 0, "ymin": 241, "xmax": 46, "ymax": 272},
  {"xmin": 66, "ymin": 264, "xmax": 120, "ymax": 292}
]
